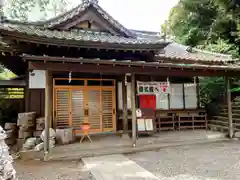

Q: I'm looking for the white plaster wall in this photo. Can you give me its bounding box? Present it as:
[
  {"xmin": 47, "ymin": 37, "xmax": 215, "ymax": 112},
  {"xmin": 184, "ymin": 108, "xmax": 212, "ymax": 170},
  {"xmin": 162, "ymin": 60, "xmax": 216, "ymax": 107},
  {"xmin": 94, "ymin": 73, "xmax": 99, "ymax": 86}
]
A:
[{"xmin": 29, "ymin": 70, "xmax": 46, "ymax": 89}]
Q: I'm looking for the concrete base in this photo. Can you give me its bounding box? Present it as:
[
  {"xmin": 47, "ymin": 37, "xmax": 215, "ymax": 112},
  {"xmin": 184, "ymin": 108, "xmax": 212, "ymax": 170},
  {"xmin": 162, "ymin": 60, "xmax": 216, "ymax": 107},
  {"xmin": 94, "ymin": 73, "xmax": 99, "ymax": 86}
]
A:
[
  {"xmin": 83, "ymin": 154, "xmax": 160, "ymax": 180},
  {"xmin": 20, "ymin": 130, "xmax": 228, "ymax": 161},
  {"xmin": 121, "ymin": 133, "xmax": 130, "ymax": 140}
]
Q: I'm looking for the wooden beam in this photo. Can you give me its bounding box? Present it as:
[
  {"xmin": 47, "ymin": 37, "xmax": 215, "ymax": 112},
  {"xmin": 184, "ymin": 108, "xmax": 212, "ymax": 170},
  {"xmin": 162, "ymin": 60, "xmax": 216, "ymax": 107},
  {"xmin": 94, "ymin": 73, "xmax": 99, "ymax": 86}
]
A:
[
  {"xmin": 131, "ymin": 73, "xmax": 137, "ymax": 147},
  {"xmin": 122, "ymin": 75, "xmax": 128, "ymax": 135},
  {"xmin": 182, "ymin": 84, "xmax": 186, "ymax": 109},
  {"xmin": 226, "ymin": 76, "xmax": 233, "ymax": 138},
  {"xmin": 28, "ymin": 61, "xmax": 238, "ymax": 77}
]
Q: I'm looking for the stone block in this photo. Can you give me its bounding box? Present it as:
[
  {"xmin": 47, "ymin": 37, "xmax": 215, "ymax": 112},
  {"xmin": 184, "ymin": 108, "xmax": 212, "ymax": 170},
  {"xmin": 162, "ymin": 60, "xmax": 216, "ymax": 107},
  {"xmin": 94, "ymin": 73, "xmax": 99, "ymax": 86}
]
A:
[
  {"xmin": 4, "ymin": 123, "xmax": 17, "ymax": 130},
  {"xmin": 33, "ymin": 130, "xmax": 42, "ymax": 137},
  {"xmin": 56, "ymin": 128, "xmax": 75, "ymax": 145},
  {"xmin": 23, "ymin": 131, "xmax": 32, "ymax": 139},
  {"xmin": 5, "ymin": 137, "xmax": 16, "ymax": 146},
  {"xmin": 234, "ymin": 131, "xmax": 240, "ymax": 138},
  {"xmin": 17, "ymin": 138, "xmax": 25, "ymax": 149}
]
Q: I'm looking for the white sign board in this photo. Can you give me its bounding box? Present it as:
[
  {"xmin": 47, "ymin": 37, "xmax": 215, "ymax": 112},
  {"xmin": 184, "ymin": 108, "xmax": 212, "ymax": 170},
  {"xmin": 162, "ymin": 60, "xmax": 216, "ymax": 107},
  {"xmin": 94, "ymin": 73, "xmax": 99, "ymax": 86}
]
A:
[
  {"xmin": 170, "ymin": 84, "xmax": 184, "ymax": 109},
  {"xmin": 137, "ymin": 81, "xmax": 170, "ymax": 95},
  {"xmin": 145, "ymin": 119, "xmax": 154, "ymax": 131},
  {"xmin": 184, "ymin": 83, "xmax": 197, "ymax": 109},
  {"xmin": 137, "ymin": 119, "xmax": 146, "ymax": 131},
  {"xmin": 156, "ymin": 93, "xmax": 169, "ymax": 110},
  {"xmin": 29, "ymin": 70, "xmax": 46, "ymax": 89}
]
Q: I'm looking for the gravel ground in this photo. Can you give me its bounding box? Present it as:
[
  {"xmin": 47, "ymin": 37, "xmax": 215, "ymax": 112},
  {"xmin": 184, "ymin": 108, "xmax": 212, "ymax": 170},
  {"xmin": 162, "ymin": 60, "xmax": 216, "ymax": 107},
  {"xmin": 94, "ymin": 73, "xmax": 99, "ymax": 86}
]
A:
[
  {"xmin": 127, "ymin": 141, "xmax": 240, "ymax": 180},
  {"xmin": 14, "ymin": 160, "xmax": 95, "ymax": 180}
]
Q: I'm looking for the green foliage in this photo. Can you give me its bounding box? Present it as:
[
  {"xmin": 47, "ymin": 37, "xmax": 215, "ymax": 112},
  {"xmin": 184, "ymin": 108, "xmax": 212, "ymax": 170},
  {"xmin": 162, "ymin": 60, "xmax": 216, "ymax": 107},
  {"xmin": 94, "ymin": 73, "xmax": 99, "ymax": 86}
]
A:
[
  {"xmin": 165, "ymin": 0, "xmax": 240, "ymax": 108},
  {"xmin": 166, "ymin": 0, "xmax": 240, "ymax": 57},
  {"xmin": 199, "ymin": 77, "xmax": 225, "ymax": 106},
  {"xmin": 5, "ymin": 0, "xmax": 69, "ymax": 21}
]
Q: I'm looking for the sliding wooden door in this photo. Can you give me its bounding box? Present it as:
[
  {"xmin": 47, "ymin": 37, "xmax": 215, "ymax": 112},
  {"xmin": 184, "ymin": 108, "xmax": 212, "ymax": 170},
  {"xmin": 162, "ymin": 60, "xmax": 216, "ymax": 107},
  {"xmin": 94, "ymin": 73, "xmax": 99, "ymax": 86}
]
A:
[{"xmin": 54, "ymin": 79, "xmax": 116, "ymax": 133}]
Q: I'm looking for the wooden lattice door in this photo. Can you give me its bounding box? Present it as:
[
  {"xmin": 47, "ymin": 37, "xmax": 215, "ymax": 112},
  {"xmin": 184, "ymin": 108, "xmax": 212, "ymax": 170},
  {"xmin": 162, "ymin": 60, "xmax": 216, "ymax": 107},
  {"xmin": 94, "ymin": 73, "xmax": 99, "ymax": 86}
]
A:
[
  {"xmin": 71, "ymin": 89, "xmax": 85, "ymax": 129},
  {"xmin": 102, "ymin": 89, "xmax": 116, "ymax": 131},
  {"xmin": 55, "ymin": 88, "xmax": 85, "ymax": 129},
  {"xmin": 55, "ymin": 88, "xmax": 70, "ymax": 128},
  {"xmin": 54, "ymin": 79, "xmax": 116, "ymax": 133},
  {"xmin": 87, "ymin": 89, "xmax": 102, "ymax": 132}
]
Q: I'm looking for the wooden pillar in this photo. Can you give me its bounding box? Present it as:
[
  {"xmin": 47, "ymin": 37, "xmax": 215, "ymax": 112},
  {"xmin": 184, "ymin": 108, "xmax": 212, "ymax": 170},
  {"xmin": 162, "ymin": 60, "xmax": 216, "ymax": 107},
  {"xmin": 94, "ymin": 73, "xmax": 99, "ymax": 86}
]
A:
[
  {"xmin": 196, "ymin": 77, "xmax": 200, "ymax": 108},
  {"xmin": 226, "ymin": 76, "xmax": 233, "ymax": 138},
  {"xmin": 25, "ymin": 70, "xmax": 29, "ymax": 112},
  {"xmin": 131, "ymin": 73, "xmax": 137, "ymax": 147},
  {"xmin": 44, "ymin": 70, "xmax": 51, "ymax": 161},
  {"xmin": 122, "ymin": 76, "xmax": 128, "ymax": 134}
]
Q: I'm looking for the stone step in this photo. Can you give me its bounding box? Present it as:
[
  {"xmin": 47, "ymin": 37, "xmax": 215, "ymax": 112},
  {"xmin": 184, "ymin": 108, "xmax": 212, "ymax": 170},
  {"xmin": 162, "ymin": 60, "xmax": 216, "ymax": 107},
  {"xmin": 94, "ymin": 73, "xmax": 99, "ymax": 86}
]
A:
[
  {"xmin": 208, "ymin": 123, "xmax": 240, "ymax": 132},
  {"xmin": 208, "ymin": 124, "xmax": 229, "ymax": 132},
  {"xmin": 219, "ymin": 113, "xmax": 240, "ymax": 117},
  {"xmin": 213, "ymin": 116, "xmax": 228, "ymax": 120},
  {"xmin": 233, "ymin": 100, "xmax": 240, "ymax": 103},
  {"xmin": 221, "ymin": 105, "xmax": 240, "ymax": 109},
  {"xmin": 221, "ymin": 109, "xmax": 240, "ymax": 114},
  {"xmin": 209, "ymin": 120, "xmax": 233, "ymax": 125},
  {"xmin": 218, "ymin": 116, "xmax": 240, "ymax": 120}
]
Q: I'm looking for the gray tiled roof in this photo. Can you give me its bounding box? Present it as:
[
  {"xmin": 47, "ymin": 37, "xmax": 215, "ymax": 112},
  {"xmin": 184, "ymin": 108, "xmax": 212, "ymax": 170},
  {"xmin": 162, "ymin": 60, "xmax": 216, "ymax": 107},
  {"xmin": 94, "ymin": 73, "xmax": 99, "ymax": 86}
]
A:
[
  {"xmin": 129, "ymin": 30, "xmax": 234, "ymax": 62},
  {"xmin": 0, "ymin": 24, "xmax": 168, "ymax": 46},
  {"xmin": 160, "ymin": 43, "xmax": 234, "ymax": 62},
  {"xmin": 0, "ymin": 0, "xmax": 236, "ymax": 63},
  {"xmin": 41, "ymin": 0, "xmax": 134, "ymax": 37}
]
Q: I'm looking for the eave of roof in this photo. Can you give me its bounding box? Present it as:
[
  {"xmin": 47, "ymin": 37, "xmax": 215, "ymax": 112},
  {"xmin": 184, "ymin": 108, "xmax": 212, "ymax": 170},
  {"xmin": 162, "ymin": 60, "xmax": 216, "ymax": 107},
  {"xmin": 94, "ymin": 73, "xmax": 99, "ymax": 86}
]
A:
[
  {"xmin": 0, "ymin": 24, "xmax": 169, "ymax": 50},
  {"xmin": 22, "ymin": 54, "xmax": 240, "ymax": 72}
]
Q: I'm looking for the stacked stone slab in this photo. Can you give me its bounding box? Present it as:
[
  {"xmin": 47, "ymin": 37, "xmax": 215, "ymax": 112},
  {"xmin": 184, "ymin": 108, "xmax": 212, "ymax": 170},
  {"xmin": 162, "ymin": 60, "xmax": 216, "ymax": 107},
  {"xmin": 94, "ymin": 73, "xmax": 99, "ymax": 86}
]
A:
[
  {"xmin": 4, "ymin": 123, "xmax": 17, "ymax": 146},
  {"xmin": 17, "ymin": 112, "xmax": 36, "ymax": 148},
  {"xmin": 209, "ymin": 96, "xmax": 240, "ymax": 133},
  {"xmin": 34, "ymin": 117, "xmax": 44, "ymax": 137}
]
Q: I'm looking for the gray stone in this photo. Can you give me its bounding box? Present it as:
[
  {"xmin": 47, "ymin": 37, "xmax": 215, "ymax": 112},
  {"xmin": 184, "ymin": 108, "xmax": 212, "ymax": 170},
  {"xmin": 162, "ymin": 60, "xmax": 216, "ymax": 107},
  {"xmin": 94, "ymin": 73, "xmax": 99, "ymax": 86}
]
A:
[
  {"xmin": 128, "ymin": 141, "xmax": 240, "ymax": 180},
  {"xmin": 234, "ymin": 131, "xmax": 240, "ymax": 138},
  {"xmin": 15, "ymin": 160, "xmax": 95, "ymax": 180}
]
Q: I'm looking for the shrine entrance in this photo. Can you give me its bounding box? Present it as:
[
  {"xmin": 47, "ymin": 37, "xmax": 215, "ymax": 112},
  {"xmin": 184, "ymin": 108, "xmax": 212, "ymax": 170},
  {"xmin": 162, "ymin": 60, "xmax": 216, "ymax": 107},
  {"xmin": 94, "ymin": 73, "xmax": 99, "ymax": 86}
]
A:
[{"xmin": 53, "ymin": 78, "xmax": 116, "ymax": 133}]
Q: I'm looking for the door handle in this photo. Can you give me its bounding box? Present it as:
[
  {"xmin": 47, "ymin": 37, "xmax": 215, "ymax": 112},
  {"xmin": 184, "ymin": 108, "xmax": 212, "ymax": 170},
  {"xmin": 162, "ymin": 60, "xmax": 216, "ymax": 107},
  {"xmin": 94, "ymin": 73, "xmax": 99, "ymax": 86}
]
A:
[{"xmin": 113, "ymin": 108, "xmax": 116, "ymax": 115}]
